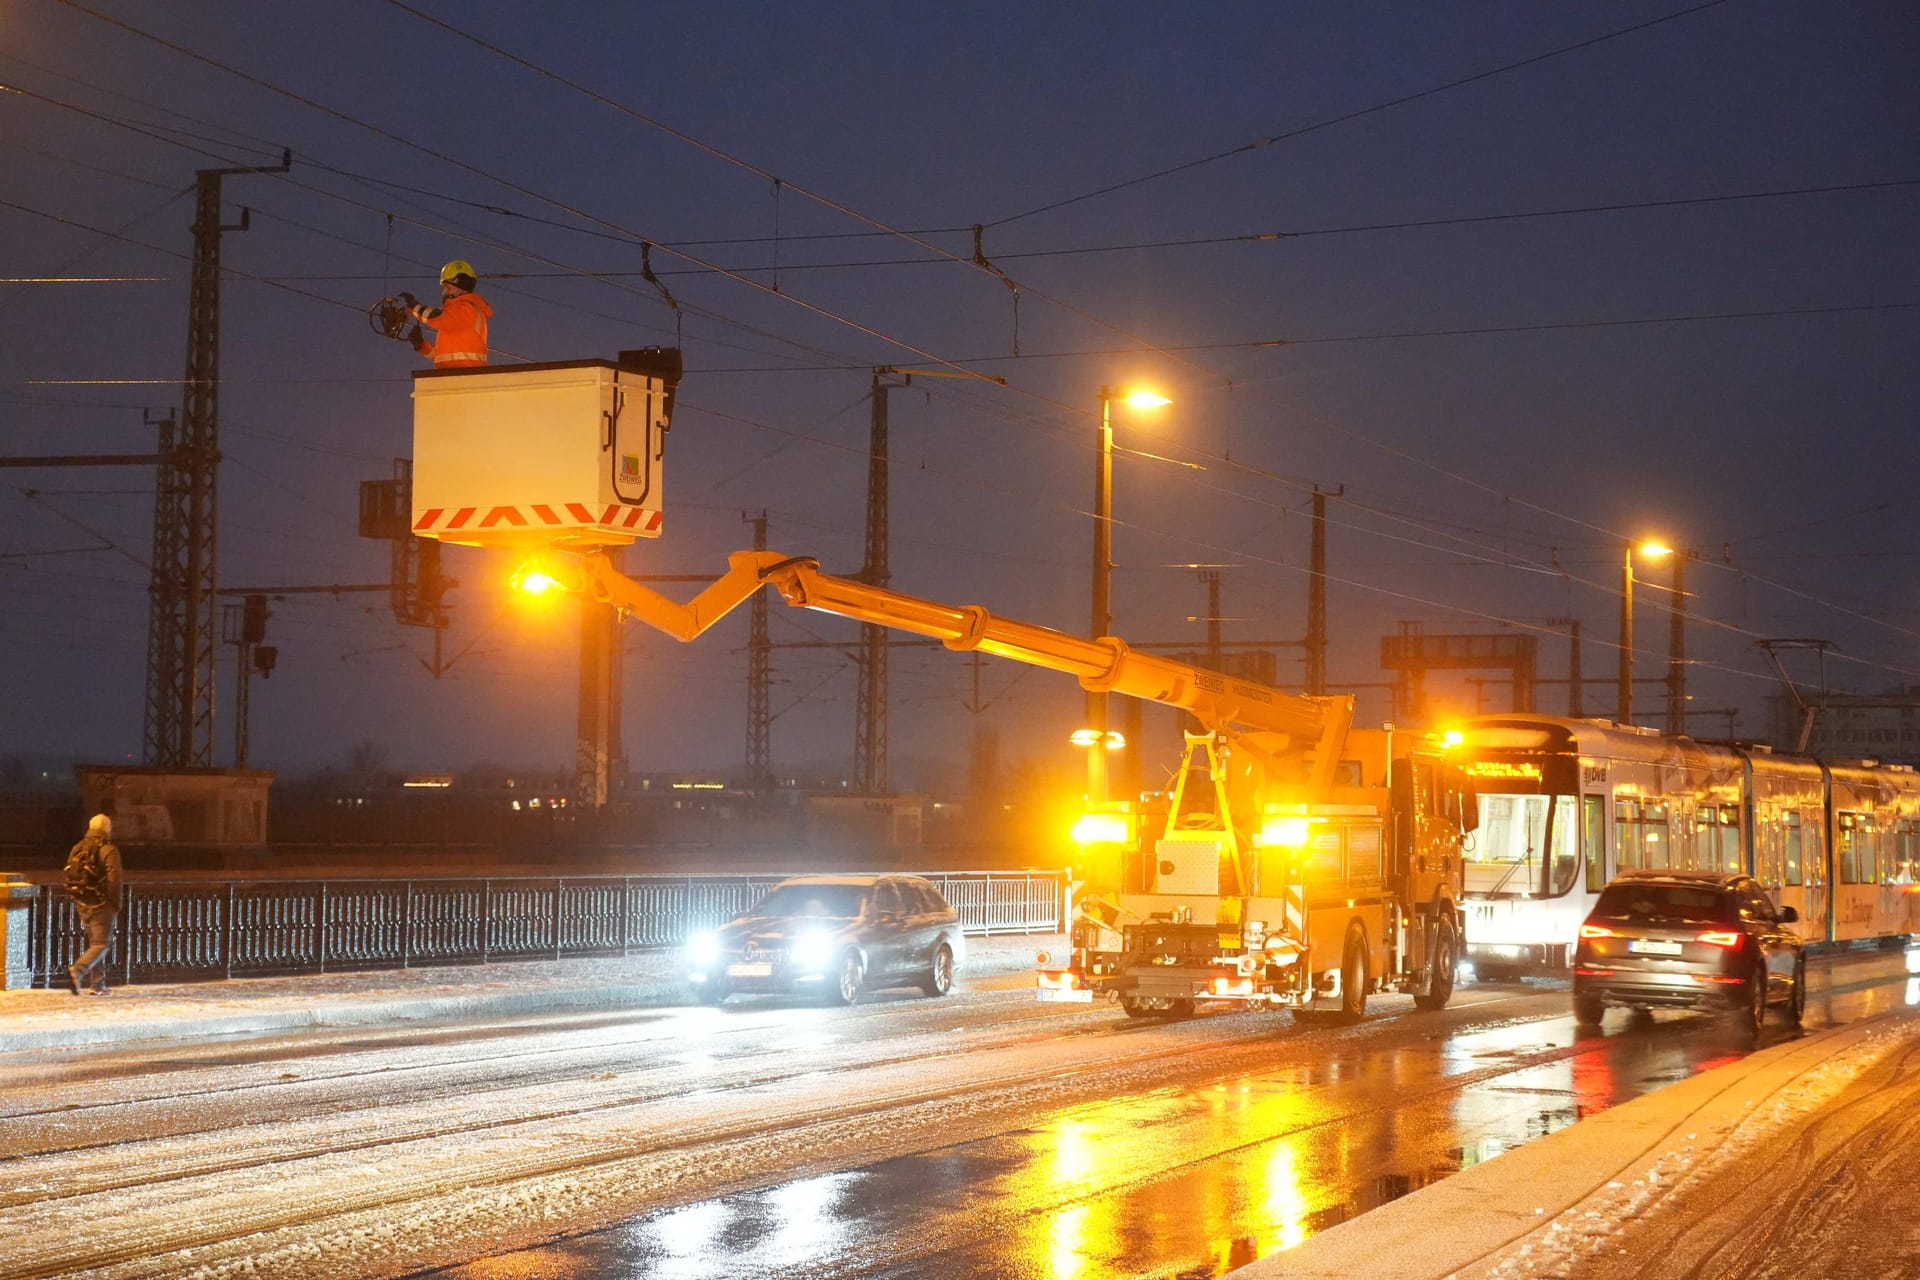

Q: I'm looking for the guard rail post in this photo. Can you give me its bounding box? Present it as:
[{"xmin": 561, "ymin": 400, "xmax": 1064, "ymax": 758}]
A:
[{"xmin": 0, "ymin": 874, "xmax": 34, "ymax": 989}]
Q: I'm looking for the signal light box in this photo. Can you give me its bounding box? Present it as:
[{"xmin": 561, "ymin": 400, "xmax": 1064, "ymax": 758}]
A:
[{"xmin": 410, "ymin": 352, "xmax": 680, "ymax": 549}]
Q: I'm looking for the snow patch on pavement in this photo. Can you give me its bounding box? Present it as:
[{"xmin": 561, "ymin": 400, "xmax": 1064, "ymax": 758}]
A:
[{"xmin": 1466, "ymin": 1019, "xmax": 1913, "ymax": 1279}]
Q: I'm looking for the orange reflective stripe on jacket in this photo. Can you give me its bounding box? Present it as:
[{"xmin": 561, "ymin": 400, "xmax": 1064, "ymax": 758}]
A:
[{"xmin": 419, "ymin": 291, "xmax": 491, "ymax": 367}]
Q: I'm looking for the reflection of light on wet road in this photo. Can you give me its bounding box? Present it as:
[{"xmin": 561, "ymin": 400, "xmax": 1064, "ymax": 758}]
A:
[
  {"xmin": 1047, "ymin": 1203, "xmax": 1090, "ymax": 1280},
  {"xmin": 431, "ymin": 954, "xmax": 1920, "ymax": 1280},
  {"xmin": 767, "ymin": 1172, "xmax": 857, "ymax": 1267},
  {"xmin": 1258, "ymin": 1138, "xmax": 1311, "ymax": 1251},
  {"xmin": 635, "ymin": 1201, "xmax": 733, "ymax": 1280}
]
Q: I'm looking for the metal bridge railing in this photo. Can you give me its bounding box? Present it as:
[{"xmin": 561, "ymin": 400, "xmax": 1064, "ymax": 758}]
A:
[{"xmin": 27, "ymin": 869, "xmax": 1066, "ymax": 988}]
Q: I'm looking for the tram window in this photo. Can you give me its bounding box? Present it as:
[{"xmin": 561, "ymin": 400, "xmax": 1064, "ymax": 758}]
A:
[
  {"xmin": 1584, "ymin": 796, "xmax": 1607, "ymax": 892},
  {"xmin": 1643, "ymin": 802, "xmax": 1671, "ymax": 870},
  {"xmin": 1838, "ymin": 814, "xmax": 1862, "ymax": 884},
  {"xmin": 1718, "ymin": 805, "xmax": 1743, "ymax": 873},
  {"xmin": 1615, "ymin": 799, "xmax": 1640, "ymax": 871},
  {"xmin": 1784, "ymin": 811, "xmax": 1804, "ymax": 886},
  {"xmin": 1763, "ymin": 812, "xmax": 1784, "ymax": 886}
]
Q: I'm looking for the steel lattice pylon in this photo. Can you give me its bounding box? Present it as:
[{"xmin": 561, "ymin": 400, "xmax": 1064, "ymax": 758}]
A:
[{"xmin": 144, "ymin": 156, "xmax": 286, "ymax": 768}]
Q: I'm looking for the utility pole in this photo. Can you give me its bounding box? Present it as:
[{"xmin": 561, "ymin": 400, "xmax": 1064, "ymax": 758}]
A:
[
  {"xmin": 575, "ymin": 546, "xmax": 624, "ymax": 809},
  {"xmin": 744, "ymin": 510, "xmax": 771, "ymax": 793},
  {"xmin": 145, "ymin": 151, "xmax": 289, "ymax": 768},
  {"xmin": 1198, "ymin": 570, "xmax": 1223, "ymax": 671},
  {"xmin": 854, "ymin": 370, "xmax": 896, "ymax": 794},
  {"xmin": 1665, "ymin": 556, "xmax": 1688, "ymax": 735},
  {"xmin": 1306, "ymin": 485, "xmax": 1340, "ymax": 696}
]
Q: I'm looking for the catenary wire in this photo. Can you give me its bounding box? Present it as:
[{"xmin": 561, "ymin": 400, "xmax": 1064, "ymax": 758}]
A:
[{"xmin": 984, "ymin": 0, "xmax": 1737, "ymax": 228}]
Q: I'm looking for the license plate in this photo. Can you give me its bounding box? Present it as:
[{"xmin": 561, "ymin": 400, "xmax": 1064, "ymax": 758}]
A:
[
  {"xmin": 1037, "ymin": 987, "xmax": 1093, "ymax": 1003},
  {"xmin": 727, "ymin": 962, "xmax": 773, "ymax": 977},
  {"xmin": 1628, "ymin": 939, "xmax": 1682, "ymax": 956}
]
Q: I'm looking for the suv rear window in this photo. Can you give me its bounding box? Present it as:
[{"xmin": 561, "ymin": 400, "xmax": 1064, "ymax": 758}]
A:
[{"xmin": 1592, "ymin": 883, "xmax": 1735, "ymax": 924}]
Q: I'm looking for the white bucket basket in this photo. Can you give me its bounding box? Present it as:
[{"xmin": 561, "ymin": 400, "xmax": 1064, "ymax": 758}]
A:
[{"xmin": 410, "ymin": 355, "xmax": 677, "ymax": 549}]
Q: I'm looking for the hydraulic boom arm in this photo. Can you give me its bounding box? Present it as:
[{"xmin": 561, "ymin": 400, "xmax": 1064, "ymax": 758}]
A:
[{"xmin": 577, "ymin": 549, "xmax": 1355, "ymax": 796}]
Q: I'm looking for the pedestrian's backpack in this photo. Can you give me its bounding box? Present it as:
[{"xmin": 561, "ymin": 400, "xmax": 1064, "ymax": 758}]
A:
[{"xmin": 64, "ymin": 840, "xmax": 107, "ymax": 899}]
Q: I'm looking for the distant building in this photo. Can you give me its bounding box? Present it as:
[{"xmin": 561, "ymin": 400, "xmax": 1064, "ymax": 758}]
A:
[{"xmin": 1768, "ymin": 688, "xmax": 1920, "ymax": 765}]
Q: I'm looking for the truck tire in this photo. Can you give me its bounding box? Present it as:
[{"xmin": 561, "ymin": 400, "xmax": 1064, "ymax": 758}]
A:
[
  {"xmin": 1337, "ymin": 927, "xmax": 1369, "ymax": 1024},
  {"xmin": 1120, "ymin": 994, "xmax": 1195, "ymax": 1019},
  {"xmin": 1413, "ymin": 916, "xmax": 1458, "ymax": 1011}
]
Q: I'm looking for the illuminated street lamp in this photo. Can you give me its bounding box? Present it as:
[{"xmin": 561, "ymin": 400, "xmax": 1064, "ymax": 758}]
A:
[
  {"xmin": 1089, "ymin": 386, "xmax": 1170, "ymax": 802},
  {"xmin": 1619, "ymin": 540, "xmax": 1672, "ymax": 725}
]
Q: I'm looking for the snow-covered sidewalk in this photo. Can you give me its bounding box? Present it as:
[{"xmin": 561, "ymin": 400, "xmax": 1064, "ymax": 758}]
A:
[
  {"xmin": 1230, "ymin": 1005, "xmax": 1920, "ymax": 1280},
  {"xmin": 0, "ymin": 933, "xmax": 1058, "ymax": 1053}
]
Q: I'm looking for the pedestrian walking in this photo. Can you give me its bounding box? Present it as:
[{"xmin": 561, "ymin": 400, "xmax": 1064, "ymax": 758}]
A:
[{"xmin": 64, "ymin": 813, "xmax": 123, "ymax": 995}]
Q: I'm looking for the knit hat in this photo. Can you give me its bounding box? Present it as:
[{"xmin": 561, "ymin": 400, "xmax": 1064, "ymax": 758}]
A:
[{"xmin": 87, "ymin": 813, "xmax": 111, "ymax": 836}]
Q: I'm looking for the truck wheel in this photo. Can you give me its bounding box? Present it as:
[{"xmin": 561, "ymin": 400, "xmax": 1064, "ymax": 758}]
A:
[
  {"xmin": 692, "ymin": 980, "xmax": 729, "ymax": 1007},
  {"xmin": 1413, "ymin": 917, "xmax": 1458, "ymax": 1011},
  {"xmin": 1120, "ymin": 995, "xmax": 1154, "ymax": 1019},
  {"xmin": 1337, "ymin": 928, "xmax": 1369, "ymax": 1024}
]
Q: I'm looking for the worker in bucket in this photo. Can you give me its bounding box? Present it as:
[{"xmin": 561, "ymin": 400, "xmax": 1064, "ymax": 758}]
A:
[{"xmin": 401, "ymin": 259, "xmax": 492, "ymax": 368}]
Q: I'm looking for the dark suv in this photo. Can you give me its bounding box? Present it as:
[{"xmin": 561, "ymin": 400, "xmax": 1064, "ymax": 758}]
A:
[
  {"xmin": 686, "ymin": 874, "xmax": 965, "ymax": 1006},
  {"xmin": 1572, "ymin": 870, "xmax": 1805, "ymax": 1033}
]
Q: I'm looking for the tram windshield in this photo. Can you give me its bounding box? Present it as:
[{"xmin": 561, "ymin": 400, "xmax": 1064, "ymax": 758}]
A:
[{"xmin": 1464, "ymin": 792, "xmax": 1581, "ymax": 898}]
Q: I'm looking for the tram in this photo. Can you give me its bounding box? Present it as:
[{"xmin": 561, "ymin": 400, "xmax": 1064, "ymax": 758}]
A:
[{"xmin": 1447, "ymin": 715, "xmax": 1920, "ymax": 976}]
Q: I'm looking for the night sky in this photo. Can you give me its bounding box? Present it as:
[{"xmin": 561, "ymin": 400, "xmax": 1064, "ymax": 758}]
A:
[{"xmin": 3, "ymin": 1, "xmax": 1916, "ymax": 791}]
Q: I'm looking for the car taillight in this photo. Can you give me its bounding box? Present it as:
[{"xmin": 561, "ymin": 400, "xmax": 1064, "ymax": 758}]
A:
[
  {"xmin": 1578, "ymin": 924, "xmax": 1614, "ymax": 940},
  {"xmin": 1695, "ymin": 930, "xmax": 1744, "ymax": 948}
]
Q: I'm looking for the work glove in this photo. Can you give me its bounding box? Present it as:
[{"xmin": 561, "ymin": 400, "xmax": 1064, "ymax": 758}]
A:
[
  {"xmin": 408, "ymin": 325, "xmax": 428, "ymax": 355},
  {"xmin": 399, "ymin": 291, "xmax": 418, "ymax": 311}
]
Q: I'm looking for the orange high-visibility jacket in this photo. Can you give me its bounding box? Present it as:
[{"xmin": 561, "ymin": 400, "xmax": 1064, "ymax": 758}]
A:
[{"xmin": 411, "ymin": 290, "xmax": 492, "ymax": 367}]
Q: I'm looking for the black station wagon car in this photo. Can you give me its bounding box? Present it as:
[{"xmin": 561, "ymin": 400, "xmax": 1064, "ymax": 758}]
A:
[
  {"xmin": 1572, "ymin": 869, "xmax": 1805, "ymax": 1032},
  {"xmin": 686, "ymin": 874, "xmax": 965, "ymax": 1006}
]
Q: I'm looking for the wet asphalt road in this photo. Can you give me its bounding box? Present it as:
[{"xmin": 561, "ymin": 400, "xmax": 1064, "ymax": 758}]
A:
[{"xmin": 416, "ymin": 949, "xmax": 1920, "ymax": 1280}]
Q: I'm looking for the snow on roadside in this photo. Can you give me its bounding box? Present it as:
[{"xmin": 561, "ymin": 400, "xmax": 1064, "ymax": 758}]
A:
[{"xmin": 1465, "ymin": 1015, "xmax": 1918, "ymax": 1280}]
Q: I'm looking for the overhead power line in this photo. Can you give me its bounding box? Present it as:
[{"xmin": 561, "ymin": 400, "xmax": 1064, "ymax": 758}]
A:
[
  {"xmin": 377, "ymin": 0, "xmax": 1232, "ymax": 384},
  {"xmin": 985, "ymin": 0, "xmax": 1737, "ymax": 228}
]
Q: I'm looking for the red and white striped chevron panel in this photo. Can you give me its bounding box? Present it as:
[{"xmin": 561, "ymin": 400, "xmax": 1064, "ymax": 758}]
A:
[{"xmin": 412, "ymin": 502, "xmax": 663, "ymax": 542}]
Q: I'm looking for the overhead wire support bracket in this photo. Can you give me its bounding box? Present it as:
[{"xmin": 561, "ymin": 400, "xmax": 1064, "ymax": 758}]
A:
[{"xmin": 971, "ymin": 224, "xmax": 1021, "ymax": 356}]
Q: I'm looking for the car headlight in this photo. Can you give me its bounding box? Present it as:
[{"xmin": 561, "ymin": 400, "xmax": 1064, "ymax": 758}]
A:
[
  {"xmin": 788, "ymin": 929, "xmax": 837, "ymax": 972},
  {"xmin": 687, "ymin": 931, "xmax": 722, "ymax": 968}
]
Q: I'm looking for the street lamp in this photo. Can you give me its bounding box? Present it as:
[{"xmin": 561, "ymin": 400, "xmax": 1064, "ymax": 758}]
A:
[
  {"xmin": 1619, "ymin": 540, "xmax": 1672, "ymax": 725},
  {"xmin": 1088, "ymin": 386, "xmax": 1170, "ymax": 802}
]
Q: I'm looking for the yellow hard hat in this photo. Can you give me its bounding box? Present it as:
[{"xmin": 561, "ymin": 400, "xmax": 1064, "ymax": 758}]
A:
[{"xmin": 439, "ymin": 259, "xmax": 476, "ymax": 285}]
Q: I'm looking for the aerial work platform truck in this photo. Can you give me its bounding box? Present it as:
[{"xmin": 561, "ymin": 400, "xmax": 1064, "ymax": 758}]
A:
[{"xmin": 408, "ymin": 355, "xmax": 1470, "ymax": 1021}]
